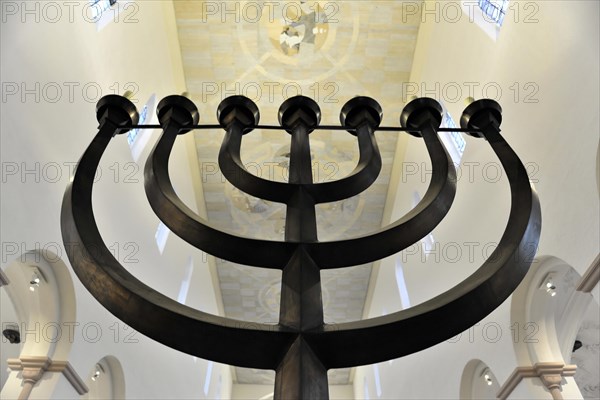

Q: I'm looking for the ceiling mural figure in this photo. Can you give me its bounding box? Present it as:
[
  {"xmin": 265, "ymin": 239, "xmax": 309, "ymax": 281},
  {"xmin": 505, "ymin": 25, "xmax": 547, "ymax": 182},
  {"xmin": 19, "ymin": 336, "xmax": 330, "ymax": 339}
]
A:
[{"xmin": 279, "ymin": 1, "xmax": 329, "ymax": 56}]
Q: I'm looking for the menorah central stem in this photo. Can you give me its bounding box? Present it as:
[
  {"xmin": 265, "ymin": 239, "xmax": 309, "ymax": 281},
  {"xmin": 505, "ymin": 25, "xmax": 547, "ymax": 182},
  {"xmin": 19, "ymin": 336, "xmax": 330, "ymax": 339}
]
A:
[
  {"xmin": 280, "ymin": 121, "xmax": 322, "ymax": 329},
  {"xmin": 275, "ymin": 106, "xmax": 329, "ymax": 399},
  {"xmin": 285, "ymin": 121, "xmax": 317, "ymax": 242}
]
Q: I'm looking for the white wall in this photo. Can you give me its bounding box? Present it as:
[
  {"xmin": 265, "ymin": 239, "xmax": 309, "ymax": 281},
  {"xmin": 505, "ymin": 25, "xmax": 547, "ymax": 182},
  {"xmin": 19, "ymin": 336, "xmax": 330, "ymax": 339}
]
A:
[
  {"xmin": 232, "ymin": 384, "xmax": 354, "ymax": 399},
  {"xmin": 357, "ymin": 1, "xmax": 599, "ymax": 398},
  {"xmin": 1, "ymin": 1, "xmax": 228, "ymax": 398}
]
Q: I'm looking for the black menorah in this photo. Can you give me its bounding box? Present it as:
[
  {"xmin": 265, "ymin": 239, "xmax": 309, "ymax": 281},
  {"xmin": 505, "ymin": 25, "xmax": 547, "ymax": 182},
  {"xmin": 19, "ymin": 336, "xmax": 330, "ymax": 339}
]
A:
[{"xmin": 61, "ymin": 94, "xmax": 541, "ymax": 399}]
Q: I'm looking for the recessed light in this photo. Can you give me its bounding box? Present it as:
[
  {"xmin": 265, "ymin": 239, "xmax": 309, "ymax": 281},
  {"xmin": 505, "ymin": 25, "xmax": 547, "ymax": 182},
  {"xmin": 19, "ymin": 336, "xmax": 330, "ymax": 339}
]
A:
[
  {"xmin": 481, "ymin": 368, "xmax": 493, "ymax": 386},
  {"xmin": 27, "ymin": 266, "xmax": 46, "ymax": 292},
  {"xmin": 539, "ymin": 273, "xmax": 557, "ymax": 297},
  {"xmin": 91, "ymin": 364, "xmax": 104, "ymax": 381}
]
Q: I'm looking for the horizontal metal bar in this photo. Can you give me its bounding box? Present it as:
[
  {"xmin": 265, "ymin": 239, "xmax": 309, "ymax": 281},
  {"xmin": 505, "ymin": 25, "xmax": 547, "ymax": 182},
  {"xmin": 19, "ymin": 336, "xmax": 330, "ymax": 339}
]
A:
[{"xmin": 120, "ymin": 124, "xmax": 481, "ymax": 134}]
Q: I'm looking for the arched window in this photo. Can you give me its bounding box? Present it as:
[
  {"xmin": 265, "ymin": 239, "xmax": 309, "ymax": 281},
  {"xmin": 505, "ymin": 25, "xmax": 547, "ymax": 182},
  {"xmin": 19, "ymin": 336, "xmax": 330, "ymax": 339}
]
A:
[
  {"xmin": 89, "ymin": 0, "xmax": 116, "ymax": 21},
  {"xmin": 89, "ymin": 0, "xmax": 126, "ymax": 31},
  {"xmin": 478, "ymin": 0, "xmax": 509, "ymax": 26},
  {"xmin": 439, "ymin": 105, "xmax": 466, "ymax": 166},
  {"xmin": 126, "ymin": 94, "xmax": 156, "ymax": 162},
  {"xmin": 461, "ymin": 0, "xmax": 508, "ymax": 40}
]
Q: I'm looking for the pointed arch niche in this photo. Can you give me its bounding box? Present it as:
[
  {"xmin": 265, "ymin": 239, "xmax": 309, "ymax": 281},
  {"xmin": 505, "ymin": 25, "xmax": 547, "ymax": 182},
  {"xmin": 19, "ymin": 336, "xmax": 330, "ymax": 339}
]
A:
[
  {"xmin": 460, "ymin": 359, "xmax": 501, "ymax": 399},
  {"xmin": 0, "ymin": 249, "xmax": 86, "ymax": 399},
  {"xmin": 81, "ymin": 355, "xmax": 125, "ymax": 400},
  {"xmin": 503, "ymin": 255, "xmax": 599, "ymax": 399}
]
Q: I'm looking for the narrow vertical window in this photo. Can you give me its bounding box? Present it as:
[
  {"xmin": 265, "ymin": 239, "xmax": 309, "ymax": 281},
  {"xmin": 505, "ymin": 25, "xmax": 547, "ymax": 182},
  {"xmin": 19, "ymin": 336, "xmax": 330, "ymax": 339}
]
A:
[
  {"xmin": 461, "ymin": 0, "xmax": 508, "ymax": 40},
  {"xmin": 395, "ymin": 257, "xmax": 411, "ymax": 309},
  {"xmin": 439, "ymin": 107, "xmax": 466, "ymax": 166},
  {"xmin": 478, "ymin": 0, "xmax": 509, "ymax": 26},
  {"xmin": 204, "ymin": 361, "xmax": 214, "ymax": 396},
  {"xmin": 89, "ymin": 0, "xmax": 115, "ymax": 21},
  {"xmin": 412, "ymin": 192, "xmax": 435, "ymax": 260},
  {"xmin": 177, "ymin": 256, "xmax": 194, "ymax": 304},
  {"xmin": 89, "ymin": 0, "xmax": 122, "ymax": 31},
  {"xmin": 373, "ymin": 364, "xmax": 382, "ymax": 397},
  {"xmin": 126, "ymin": 94, "xmax": 156, "ymax": 162},
  {"xmin": 155, "ymin": 222, "xmax": 169, "ymax": 254},
  {"xmin": 126, "ymin": 104, "xmax": 146, "ymax": 146}
]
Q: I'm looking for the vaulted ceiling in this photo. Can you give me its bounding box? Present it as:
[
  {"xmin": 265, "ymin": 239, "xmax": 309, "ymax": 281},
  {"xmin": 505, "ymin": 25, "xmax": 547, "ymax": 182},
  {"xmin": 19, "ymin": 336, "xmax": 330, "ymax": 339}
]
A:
[{"xmin": 173, "ymin": 0, "xmax": 422, "ymax": 385}]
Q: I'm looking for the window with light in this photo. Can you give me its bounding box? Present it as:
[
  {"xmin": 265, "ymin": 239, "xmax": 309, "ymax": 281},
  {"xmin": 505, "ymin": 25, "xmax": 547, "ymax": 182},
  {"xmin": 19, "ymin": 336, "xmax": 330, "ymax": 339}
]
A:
[
  {"xmin": 89, "ymin": 0, "xmax": 117, "ymax": 21},
  {"xmin": 478, "ymin": 0, "xmax": 509, "ymax": 26}
]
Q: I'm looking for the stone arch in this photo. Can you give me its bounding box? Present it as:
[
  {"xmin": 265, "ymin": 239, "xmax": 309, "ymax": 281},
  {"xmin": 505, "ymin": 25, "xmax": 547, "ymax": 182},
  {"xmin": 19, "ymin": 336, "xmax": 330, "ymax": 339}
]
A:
[
  {"xmin": 1, "ymin": 279, "xmax": 21, "ymax": 390},
  {"xmin": 508, "ymin": 255, "xmax": 595, "ymax": 398},
  {"xmin": 0, "ymin": 249, "xmax": 81, "ymax": 399},
  {"xmin": 1, "ymin": 249, "xmax": 76, "ymax": 359},
  {"xmin": 569, "ymin": 297, "xmax": 600, "ymax": 398},
  {"xmin": 511, "ymin": 256, "xmax": 591, "ymax": 365}
]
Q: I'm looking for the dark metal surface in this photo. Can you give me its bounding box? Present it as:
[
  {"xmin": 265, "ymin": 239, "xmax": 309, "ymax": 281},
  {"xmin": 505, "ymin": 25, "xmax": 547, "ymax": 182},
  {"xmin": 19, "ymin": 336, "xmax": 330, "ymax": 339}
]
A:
[
  {"xmin": 275, "ymin": 97, "xmax": 328, "ymax": 399},
  {"xmin": 61, "ymin": 96, "xmax": 294, "ymax": 369},
  {"xmin": 146, "ymin": 97, "xmax": 455, "ymax": 269},
  {"xmin": 61, "ymin": 94, "xmax": 541, "ymax": 400},
  {"xmin": 307, "ymin": 106, "xmax": 541, "ymax": 368}
]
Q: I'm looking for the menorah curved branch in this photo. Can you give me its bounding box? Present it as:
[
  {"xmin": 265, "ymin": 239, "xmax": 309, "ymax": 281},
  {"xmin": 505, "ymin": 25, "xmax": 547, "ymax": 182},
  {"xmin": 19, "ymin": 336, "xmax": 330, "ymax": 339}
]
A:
[
  {"xmin": 145, "ymin": 114, "xmax": 297, "ymax": 268},
  {"xmin": 307, "ymin": 112, "xmax": 457, "ymax": 268},
  {"xmin": 307, "ymin": 119, "xmax": 541, "ymax": 368},
  {"xmin": 61, "ymin": 97, "xmax": 295, "ymax": 369},
  {"xmin": 218, "ymin": 97, "xmax": 384, "ymax": 205},
  {"xmin": 146, "ymin": 96, "xmax": 457, "ymax": 269},
  {"xmin": 218, "ymin": 123, "xmax": 296, "ymax": 203},
  {"xmin": 61, "ymin": 94, "xmax": 541, "ymax": 400}
]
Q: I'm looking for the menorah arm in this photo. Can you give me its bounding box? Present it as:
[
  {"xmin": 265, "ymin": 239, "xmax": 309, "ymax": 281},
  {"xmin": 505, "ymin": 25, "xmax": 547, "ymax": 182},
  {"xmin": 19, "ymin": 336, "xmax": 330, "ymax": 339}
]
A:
[
  {"xmin": 147, "ymin": 100, "xmax": 455, "ymax": 269},
  {"xmin": 218, "ymin": 95, "xmax": 385, "ymax": 205},
  {"xmin": 61, "ymin": 106, "xmax": 295, "ymax": 369},
  {"xmin": 307, "ymin": 123, "xmax": 382, "ymax": 204},
  {"xmin": 305, "ymin": 122, "xmax": 541, "ymax": 368},
  {"xmin": 219, "ymin": 121, "xmax": 383, "ymax": 204},
  {"xmin": 306, "ymin": 118, "xmax": 457, "ymax": 268},
  {"xmin": 218, "ymin": 123, "xmax": 296, "ymax": 203},
  {"xmin": 145, "ymin": 119, "xmax": 297, "ymax": 268}
]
